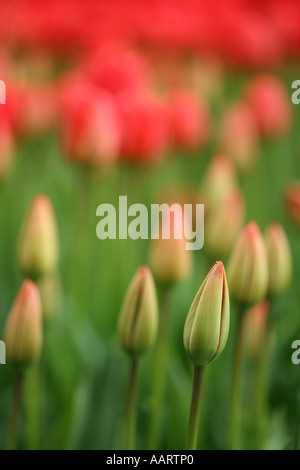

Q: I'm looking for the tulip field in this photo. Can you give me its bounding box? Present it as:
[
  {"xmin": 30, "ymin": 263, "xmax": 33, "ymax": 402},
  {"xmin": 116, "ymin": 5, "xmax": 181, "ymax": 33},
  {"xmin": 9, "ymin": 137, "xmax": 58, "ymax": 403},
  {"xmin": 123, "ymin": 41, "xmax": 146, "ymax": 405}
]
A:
[{"xmin": 1, "ymin": 0, "xmax": 300, "ymax": 452}]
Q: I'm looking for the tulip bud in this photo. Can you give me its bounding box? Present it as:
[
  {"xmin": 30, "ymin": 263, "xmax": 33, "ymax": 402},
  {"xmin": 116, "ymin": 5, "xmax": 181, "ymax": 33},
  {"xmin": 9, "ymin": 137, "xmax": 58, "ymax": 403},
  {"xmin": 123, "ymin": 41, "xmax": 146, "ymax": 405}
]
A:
[
  {"xmin": 227, "ymin": 222, "xmax": 268, "ymax": 304},
  {"xmin": 184, "ymin": 261, "xmax": 230, "ymax": 366},
  {"xmin": 244, "ymin": 300, "xmax": 269, "ymax": 360},
  {"xmin": 18, "ymin": 194, "xmax": 59, "ymax": 278},
  {"xmin": 118, "ymin": 266, "xmax": 158, "ymax": 358},
  {"xmin": 148, "ymin": 205, "xmax": 192, "ymax": 284},
  {"xmin": 37, "ymin": 273, "xmax": 62, "ymax": 321},
  {"xmin": 198, "ymin": 154, "xmax": 237, "ymax": 215},
  {"xmin": 285, "ymin": 181, "xmax": 300, "ymax": 226},
  {"xmin": 205, "ymin": 188, "xmax": 245, "ymax": 257},
  {"xmin": 4, "ymin": 280, "xmax": 43, "ymax": 363},
  {"xmin": 265, "ymin": 223, "xmax": 292, "ymax": 296}
]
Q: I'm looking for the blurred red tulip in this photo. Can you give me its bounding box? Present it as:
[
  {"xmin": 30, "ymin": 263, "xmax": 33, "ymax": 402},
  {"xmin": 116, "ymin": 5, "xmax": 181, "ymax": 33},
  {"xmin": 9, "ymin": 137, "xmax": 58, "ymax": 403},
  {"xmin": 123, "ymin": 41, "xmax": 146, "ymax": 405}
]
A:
[
  {"xmin": 168, "ymin": 90, "xmax": 211, "ymax": 151},
  {"xmin": 218, "ymin": 101, "xmax": 259, "ymax": 172},
  {"xmin": 84, "ymin": 46, "xmax": 151, "ymax": 95},
  {"xmin": 285, "ymin": 182, "xmax": 300, "ymax": 226},
  {"xmin": 59, "ymin": 80, "xmax": 121, "ymax": 166},
  {"xmin": 244, "ymin": 74, "xmax": 293, "ymax": 138},
  {"xmin": 116, "ymin": 90, "xmax": 170, "ymax": 164},
  {"xmin": 20, "ymin": 83, "xmax": 59, "ymax": 136},
  {"xmin": 0, "ymin": 105, "xmax": 14, "ymax": 179}
]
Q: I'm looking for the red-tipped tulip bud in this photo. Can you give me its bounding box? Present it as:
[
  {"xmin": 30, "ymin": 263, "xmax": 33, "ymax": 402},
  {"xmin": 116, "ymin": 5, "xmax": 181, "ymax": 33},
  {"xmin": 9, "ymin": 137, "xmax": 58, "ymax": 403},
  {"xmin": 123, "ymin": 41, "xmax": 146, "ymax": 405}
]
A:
[
  {"xmin": 205, "ymin": 188, "xmax": 245, "ymax": 257},
  {"xmin": 227, "ymin": 222, "xmax": 268, "ymax": 304},
  {"xmin": 245, "ymin": 300, "xmax": 269, "ymax": 360},
  {"xmin": 148, "ymin": 205, "xmax": 192, "ymax": 284},
  {"xmin": 18, "ymin": 194, "xmax": 59, "ymax": 278},
  {"xmin": 285, "ymin": 181, "xmax": 300, "ymax": 226},
  {"xmin": 4, "ymin": 280, "xmax": 43, "ymax": 363},
  {"xmin": 265, "ymin": 223, "xmax": 292, "ymax": 296},
  {"xmin": 37, "ymin": 274, "xmax": 62, "ymax": 321},
  {"xmin": 198, "ymin": 154, "xmax": 237, "ymax": 214},
  {"xmin": 118, "ymin": 266, "xmax": 158, "ymax": 358},
  {"xmin": 184, "ymin": 262, "xmax": 230, "ymax": 366}
]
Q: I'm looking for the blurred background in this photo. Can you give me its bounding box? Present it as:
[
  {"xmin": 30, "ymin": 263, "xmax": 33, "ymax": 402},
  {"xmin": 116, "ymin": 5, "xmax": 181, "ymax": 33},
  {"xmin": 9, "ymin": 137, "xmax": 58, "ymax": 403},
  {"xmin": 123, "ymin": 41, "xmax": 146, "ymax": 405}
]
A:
[{"xmin": 0, "ymin": 0, "xmax": 300, "ymax": 450}]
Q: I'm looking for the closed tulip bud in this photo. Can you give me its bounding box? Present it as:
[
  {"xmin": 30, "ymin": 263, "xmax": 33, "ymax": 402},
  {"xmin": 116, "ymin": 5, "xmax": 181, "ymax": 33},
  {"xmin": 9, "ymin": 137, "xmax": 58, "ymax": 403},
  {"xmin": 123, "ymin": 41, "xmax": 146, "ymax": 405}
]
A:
[
  {"xmin": 244, "ymin": 300, "xmax": 269, "ymax": 360},
  {"xmin": 227, "ymin": 222, "xmax": 268, "ymax": 304},
  {"xmin": 198, "ymin": 154, "xmax": 237, "ymax": 214},
  {"xmin": 205, "ymin": 188, "xmax": 245, "ymax": 257},
  {"xmin": 285, "ymin": 181, "xmax": 300, "ymax": 226},
  {"xmin": 18, "ymin": 194, "xmax": 59, "ymax": 278},
  {"xmin": 184, "ymin": 261, "xmax": 230, "ymax": 366},
  {"xmin": 4, "ymin": 280, "xmax": 43, "ymax": 363},
  {"xmin": 265, "ymin": 223, "xmax": 292, "ymax": 296},
  {"xmin": 37, "ymin": 274, "xmax": 62, "ymax": 321},
  {"xmin": 118, "ymin": 266, "xmax": 158, "ymax": 358},
  {"xmin": 148, "ymin": 205, "xmax": 192, "ymax": 284}
]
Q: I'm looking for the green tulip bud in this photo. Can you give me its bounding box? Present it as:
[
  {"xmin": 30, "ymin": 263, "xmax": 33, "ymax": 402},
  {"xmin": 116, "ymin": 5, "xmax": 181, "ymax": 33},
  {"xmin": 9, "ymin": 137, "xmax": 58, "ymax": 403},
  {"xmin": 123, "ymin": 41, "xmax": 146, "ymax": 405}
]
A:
[
  {"xmin": 265, "ymin": 222, "xmax": 292, "ymax": 296},
  {"xmin": 118, "ymin": 266, "xmax": 158, "ymax": 358},
  {"xmin": 18, "ymin": 194, "xmax": 59, "ymax": 279},
  {"xmin": 4, "ymin": 280, "xmax": 43, "ymax": 364},
  {"xmin": 184, "ymin": 261, "xmax": 230, "ymax": 366},
  {"xmin": 227, "ymin": 222, "xmax": 268, "ymax": 304}
]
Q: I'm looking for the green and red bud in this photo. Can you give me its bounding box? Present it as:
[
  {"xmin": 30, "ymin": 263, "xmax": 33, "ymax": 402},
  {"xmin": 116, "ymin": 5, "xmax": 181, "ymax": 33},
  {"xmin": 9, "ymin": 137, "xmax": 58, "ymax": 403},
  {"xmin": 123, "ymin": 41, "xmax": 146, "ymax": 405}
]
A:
[
  {"xmin": 4, "ymin": 280, "xmax": 43, "ymax": 363},
  {"xmin": 118, "ymin": 266, "xmax": 158, "ymax": 358},
  {"xmin": 198, "ymin": 154, "xmax": 237, "ymax": 215},
  {"xmin": 285, "ymin": 181, "xmax": 300, "ymax": 227},
  {"xmin": 184, "ymin": 261, "xmax": 230, "ymax": 367},
  {"xmin": 205, "ymin": 188, "xmax": 245, "ymax": 257},
  {"xmin": 149, "ymin": 205, "xmax": 192, "ymax": 285},
  {"xmin": 265, "ymin": 223, "xmax": 292, "ymax": 296},
  {"xmin": 18, "ymin": 194, "xmax": 59, "ymax": 279},
  {"xmin": 244, "ymin": 300, "xmax": 269, "ymax": 360},
  {"xmin": 227, "ymin": 222, "xmax": 268, "ymax": 304}
]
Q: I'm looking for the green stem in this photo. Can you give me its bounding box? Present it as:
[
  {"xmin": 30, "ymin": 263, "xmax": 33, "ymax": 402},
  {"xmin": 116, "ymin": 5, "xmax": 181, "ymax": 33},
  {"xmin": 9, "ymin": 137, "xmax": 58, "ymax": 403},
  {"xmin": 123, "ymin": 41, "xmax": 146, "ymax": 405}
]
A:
[
  {"xmin": 252, "ymin": 298, "xmax": 274, "ymax": 449},
  {"xmin": 148, "ymin": 286, "xmax": 172, "ymax": 450},
  {"xmin": 124, "ymin": 359, "xmax": 139, "ymax": 450},
  {"xmin": 229, "ymin": 304, "xmax": 246, "ymax": 450},
  {"xmin": 7, "ymin": 370, "xmax": 24, "ymax": 450},
  {"xmin": 185, "ymin": 365, "xmax": 206, "ymax": 450},
  {"xmin": 24, "ymin": 363, "xmax": 41, "ymax": 449}
]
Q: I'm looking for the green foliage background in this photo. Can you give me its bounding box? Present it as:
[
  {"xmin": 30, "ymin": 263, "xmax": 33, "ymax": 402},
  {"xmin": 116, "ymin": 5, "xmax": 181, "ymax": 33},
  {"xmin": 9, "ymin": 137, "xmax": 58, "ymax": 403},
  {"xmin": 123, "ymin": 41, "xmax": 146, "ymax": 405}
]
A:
[{"xmin": 0, "ymin": 69, "xmax": 300, "ymax": 450}]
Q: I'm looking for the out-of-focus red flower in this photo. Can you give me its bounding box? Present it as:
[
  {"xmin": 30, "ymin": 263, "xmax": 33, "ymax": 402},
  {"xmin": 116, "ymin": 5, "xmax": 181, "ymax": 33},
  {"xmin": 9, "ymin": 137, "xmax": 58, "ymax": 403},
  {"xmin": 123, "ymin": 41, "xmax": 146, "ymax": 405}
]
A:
[
  {"xmin": 20, "ymin": 83, "xmax": 59, "ymax": 136},
  {"xmin": 84, "ymin": 46, "xmax": 151, "ymax": 95},
  {"xmin": 116, "ymin": 90, "xmax": 170, "ymax": 164},
  {"xmin": 285, "ymin": 181, "xmax": 300, "ymax": 227},
  {"xmin": 218, "ymin": 101, "xmax": 259, "ymax": 172},
  {"xmin": 59, "ymin": 80, "xmax": 121, "ymax": 166},
  {"xmin": 243, "ymin": 74, "xmax": 293, "ymax": 138},
  {"xmin": 0, "ymin": 105, "xmax": 14, "ymax": 179},
  {"xmin": 168, "ymin": 89, "xmax": 211, "ymax": 151},
  {"xmin": 4, "ymin": 83, "xmax": 27, "ymax": 137}
]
